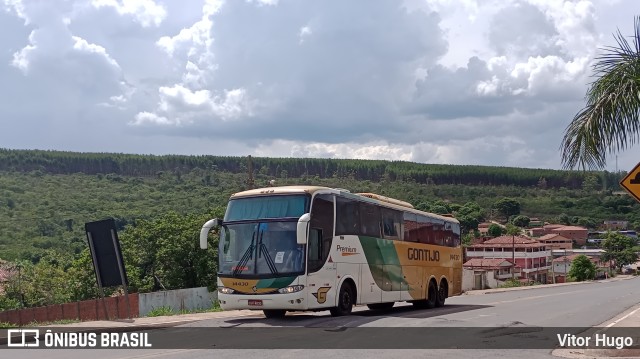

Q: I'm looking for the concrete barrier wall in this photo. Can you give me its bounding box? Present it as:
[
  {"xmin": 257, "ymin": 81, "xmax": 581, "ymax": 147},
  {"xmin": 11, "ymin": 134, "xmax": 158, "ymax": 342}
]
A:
[
  {"xmin": 0, "ymin": 294, "xmax": 139, "ymax": 326},
  {"xmin": 0, "ymin": 287, "xmax": 218, "ymax": 324},
  {"xmin": 138, "ymin": 287, "xmax": 217, "ymax": 317}
]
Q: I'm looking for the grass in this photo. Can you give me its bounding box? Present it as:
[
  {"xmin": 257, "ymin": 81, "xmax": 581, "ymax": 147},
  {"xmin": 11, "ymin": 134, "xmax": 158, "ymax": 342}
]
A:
[
  {"xmin": 145, "ymin": 306, "xmax": 175, "ymax": 317},
  {"xmin": 0, "ymin": 318, "xmax": 80, "ymax": 329},
  {"xmin": 145, "ymin": 300, "xmax": 222, "ymax": 317},
  {"xmin": 499, "ymin": 279, "xmax": 523, "ymax": 288}
]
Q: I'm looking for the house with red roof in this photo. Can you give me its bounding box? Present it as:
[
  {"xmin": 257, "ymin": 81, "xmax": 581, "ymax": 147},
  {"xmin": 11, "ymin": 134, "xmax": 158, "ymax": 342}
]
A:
[
  {"xmin": 528, "ymin": 224, "xmax": 588, "ymax": 246},
  {"xmin": 465, "ymin": 235, "xmax": 550, "ymax": 283},
  {"xmin": 537, "ymin": 233, "xmax": 572, "ymax": 250},
  {"xmin": 552, "ymin": 254, "xmax": 611, "ymax": 283},
  {"xmin": 462, "ymin": 258, "xmax": 521, "ymax": 290}
]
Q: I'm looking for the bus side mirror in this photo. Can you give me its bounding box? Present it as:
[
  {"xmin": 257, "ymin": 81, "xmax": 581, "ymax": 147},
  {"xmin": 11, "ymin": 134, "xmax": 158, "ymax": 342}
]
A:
[
  {"xmin": 297, "ymin": 213, "xmax": 310, "ymax": 245},
  {"xmin": 200, "ymin": 218, "xmax": 220, "ymax": 249}
]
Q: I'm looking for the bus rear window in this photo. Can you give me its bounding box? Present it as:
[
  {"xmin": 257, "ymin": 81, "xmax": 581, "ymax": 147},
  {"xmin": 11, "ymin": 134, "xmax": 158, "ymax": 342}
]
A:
[{"xmin": 224, "ymin": 195, "xmax": 310, "ymax": 222}]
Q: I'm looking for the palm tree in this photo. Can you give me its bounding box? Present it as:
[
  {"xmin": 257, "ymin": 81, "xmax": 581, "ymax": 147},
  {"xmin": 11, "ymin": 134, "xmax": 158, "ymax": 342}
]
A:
[{"xmin": 561, "ymin": 17, "xmax": 640, "ymax": 170}]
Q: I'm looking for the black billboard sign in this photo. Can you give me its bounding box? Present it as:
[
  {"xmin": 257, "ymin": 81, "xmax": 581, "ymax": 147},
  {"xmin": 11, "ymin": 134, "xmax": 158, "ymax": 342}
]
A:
[{"xmin": 85, "ymin": 218, "xmax": 128, "ymax": 288}]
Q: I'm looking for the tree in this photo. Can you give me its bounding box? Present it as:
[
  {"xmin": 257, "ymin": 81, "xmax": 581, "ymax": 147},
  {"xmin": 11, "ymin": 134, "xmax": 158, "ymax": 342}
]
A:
[
  {"xmin": 511, "ymin": 215, "xmax": 530, "ymax": 228},
  {"xmin": 561, "ymin": 17, "xmax": 640, "ymax": 169},
  {"xmin": 457, "ymin": 215, "xmax": 479, "ymax": 234},
  {"xmin": 430, "ymin": 204, "xmax": 450, "ymax": 215},
  {"xmin": 577, "ymin": 217, "xmax": 597, "ymax": 229},
  {"xmin": 488, "ymin": 224, "xmax": 504, "ymax": 237},
  {"xmin": 568, "ymin": 255, "xmax": 596, "ymax": 281},
  {"xmin": 462, "ymin": 233, "xmax": 475, "ymax": 247},
  {"xmin": 120, "ymin": 209, "xmax": 224, "ymax": 292},
  {"xmin": 556, "ymin": 213, "xmax": 571, "ymax": 226},
  {"xmin": 493, "ymin": 198, "xmax": 520, "ymax": 219},
  {"xmin": 601, "ymin": 232, "xmax": 639, "ymax": 272},
  {"xmin": 505, "ymin": 224, "xmax": 521, "ymax": 236},
  {"xmin": 582, "ymin": 175, "xmax": 600, "ymax": 192}
]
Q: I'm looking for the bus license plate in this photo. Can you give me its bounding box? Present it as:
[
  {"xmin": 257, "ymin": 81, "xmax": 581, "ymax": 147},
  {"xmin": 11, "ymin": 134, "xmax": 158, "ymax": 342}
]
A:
[{"xmin": 248, "ymin": 300, "xmax": 263, "ymax": 306}]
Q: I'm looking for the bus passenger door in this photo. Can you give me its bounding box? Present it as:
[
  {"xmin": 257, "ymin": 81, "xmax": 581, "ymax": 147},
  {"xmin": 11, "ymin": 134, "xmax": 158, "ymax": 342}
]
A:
[
  {"xmin": 306, "ymin": 227, "xmax": 337, "ymax": 309},
  {"xmin": 307, "ymin": 262, "xmax": 336, "ymax": 309}
]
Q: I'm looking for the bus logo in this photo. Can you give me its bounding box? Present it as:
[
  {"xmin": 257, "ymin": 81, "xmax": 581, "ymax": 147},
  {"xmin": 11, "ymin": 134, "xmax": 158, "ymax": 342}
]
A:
[
  {"xmin": 336, "ymin": 245, "xmax": 358, "ymax": 256},
  {"xmin": 312, "ymin": 287, "xmax": 331, "ymax": 304},
  {"xmin": 407, "ymin": 248, "xmax": 440, "ymax": 262}
]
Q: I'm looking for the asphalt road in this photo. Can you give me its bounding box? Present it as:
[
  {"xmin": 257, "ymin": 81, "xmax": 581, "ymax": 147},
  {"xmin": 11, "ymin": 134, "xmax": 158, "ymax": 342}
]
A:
[{"xmin": 5, "ymin": 277, "xmax": 640, "ymax": 359}]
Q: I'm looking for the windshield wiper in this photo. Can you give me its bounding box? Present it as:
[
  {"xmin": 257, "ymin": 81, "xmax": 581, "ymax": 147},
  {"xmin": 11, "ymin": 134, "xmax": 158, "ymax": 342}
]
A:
[
  {"xmin": 233, "ymin": 230, "xmax": 256, "ymax": 276},
  {"xmin": 258, "ymin": 229, "xmax": 279, "ymax": 275}
]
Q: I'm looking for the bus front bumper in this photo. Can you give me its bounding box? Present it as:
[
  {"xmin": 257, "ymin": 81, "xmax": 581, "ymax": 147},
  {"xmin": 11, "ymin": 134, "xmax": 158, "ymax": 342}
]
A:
[{"xmin": 218, "ymin": 292, "xmax": 308, "ymax": 311}]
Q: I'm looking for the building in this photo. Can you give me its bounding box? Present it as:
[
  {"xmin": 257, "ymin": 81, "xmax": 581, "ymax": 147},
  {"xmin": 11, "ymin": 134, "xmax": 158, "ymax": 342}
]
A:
[
  {"xmin": 588, "ymin": 230, "xmax": 638, "ymax": 243},
  {"xmin": 552, "ymin": 254, "xmax": 610, "ymax": 283},
  {"xmin": 462, "ymin": 258, "xmax": 521, "ymax": 290},
  {"xmin": 553, "ymin": 226, "xmax": 589, "ymax": 245},
  {"xmin": 552, "ymin": 249, "xmax": 604, "ymax": 259},
  {"xmin": 529, "ymin": 224, "xmax": 588, "ymax": 246},
  {"xmin": 466, "ymin": 235, "xmax": 550, "ymax": 283},
  {"xmin": 477, "ymin": 222, "xmax": 491, "ymax": 236},
  {"xmin": 528, "ymin": 218, "xmax": 544, "ymax": 228},
  {"xmin": 603, "ymin": 220, "xmax": 628, "ymax": 230},
  {"xmin": 537, "ymin": 233, "xmax": 572, "ymax": 250}
]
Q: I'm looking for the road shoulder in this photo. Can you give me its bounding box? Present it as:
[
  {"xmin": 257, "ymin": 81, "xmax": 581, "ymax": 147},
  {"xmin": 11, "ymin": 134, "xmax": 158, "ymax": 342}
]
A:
[{"xmin": 552, "ymin": 302, "xmax": 640, "ymax": 359}]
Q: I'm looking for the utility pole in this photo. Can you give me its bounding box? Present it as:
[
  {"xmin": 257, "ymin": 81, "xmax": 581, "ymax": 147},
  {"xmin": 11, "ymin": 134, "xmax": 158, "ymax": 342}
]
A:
[
  {"xmin": 564, "ymin": 249, "xmax": 568, "ymax": 282},
  {"xmin": 512, "ymin": 234, "xmax": 515, "ymax": 280}
]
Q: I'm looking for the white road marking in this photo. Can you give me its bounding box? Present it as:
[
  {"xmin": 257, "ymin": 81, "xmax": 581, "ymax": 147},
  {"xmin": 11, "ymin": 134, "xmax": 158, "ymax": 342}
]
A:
[{"xmin": 605, "ymin": 307, "xmax": 640, "ymax": 328}]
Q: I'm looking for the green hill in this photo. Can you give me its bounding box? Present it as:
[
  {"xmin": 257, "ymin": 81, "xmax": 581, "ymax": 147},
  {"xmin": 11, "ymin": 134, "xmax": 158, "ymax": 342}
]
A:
[{"xmin": 0, "ymin": 148, "xmax": 634, "ymax": 261}]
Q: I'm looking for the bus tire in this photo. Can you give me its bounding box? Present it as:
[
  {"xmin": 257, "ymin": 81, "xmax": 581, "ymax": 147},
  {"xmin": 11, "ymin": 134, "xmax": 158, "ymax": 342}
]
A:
[
  {"xmin": 413, "ymin": 281, "xmax": 437, "ymax": 309},
  {"xmin": 436, "ymin": 280, "xmax": 447, "ymax": 307},
  {"xmin": 263, "ymin": 309, "xmax": 286, "ymax": 319},
  {"xmin": 367, "ymin": 302, "xmax": 395, "ymax": 311},
  {"xmin": 330, "ymin": 282, "xmax": 355, "ymax": 316}
]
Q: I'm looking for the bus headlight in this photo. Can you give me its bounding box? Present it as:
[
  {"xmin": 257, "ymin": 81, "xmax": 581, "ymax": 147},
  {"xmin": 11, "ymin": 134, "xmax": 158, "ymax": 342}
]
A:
[
  {"xmin": 218, "ymin": 287, "xmax": 235, "ymax": 294},
  {"xmin": 278, "ymin": 285, "xmax": 304, "ymax": 294}
]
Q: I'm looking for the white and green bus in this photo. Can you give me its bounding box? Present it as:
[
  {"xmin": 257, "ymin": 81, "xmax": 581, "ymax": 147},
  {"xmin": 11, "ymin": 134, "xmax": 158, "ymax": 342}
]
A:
[{"xmin": 200, "ymin": 185, "xmax": 462, "ymax": 318}]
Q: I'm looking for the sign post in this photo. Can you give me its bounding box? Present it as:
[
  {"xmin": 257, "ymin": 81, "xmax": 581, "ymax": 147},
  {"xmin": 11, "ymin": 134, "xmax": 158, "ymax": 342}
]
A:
[
  {"xmin": 85, "ymin": 218, "xmax": 130, "ymax": 320},
  {"xmin": 619, "ymin": 162, "xmax": 640, "ymax": 203}
]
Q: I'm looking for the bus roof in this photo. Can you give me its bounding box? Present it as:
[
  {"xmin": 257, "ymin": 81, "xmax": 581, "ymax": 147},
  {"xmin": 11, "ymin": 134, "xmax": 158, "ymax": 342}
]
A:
[
  {"xmin": 229, "ymin": 185, "xmax": 459, "ymax": 224},
  {"xmin": 229, "ymin": 185, "xmax": 333, "ymax": 198}
]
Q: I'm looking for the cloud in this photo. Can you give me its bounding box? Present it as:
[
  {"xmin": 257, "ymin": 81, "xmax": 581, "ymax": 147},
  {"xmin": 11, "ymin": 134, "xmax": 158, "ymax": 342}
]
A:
[
  {"xmin": 91, "ymin": 0, "xmax": 167, "ymax": 27},
  {"xmin": 0, "ymin": 0, "xmax": 638, "ymax": 171},
  {"xmin": 135, "ymin": 0, "xmax": 448, "ymax": 145}
]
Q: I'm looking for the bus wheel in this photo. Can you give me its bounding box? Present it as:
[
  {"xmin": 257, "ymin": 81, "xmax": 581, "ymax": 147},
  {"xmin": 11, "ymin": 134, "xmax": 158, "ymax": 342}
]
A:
[
  {"xmin": 367, "ymin": 302, "xmax": 395, "ymax": 311},
  {"xmin": 330, "ymin": 282, "xmax": 354, "ymax": 316},
  {"xmin": 414, "ymin": 281, "xmax": 437, "ymax": 309},
  {"xmin": 436, "ymin": 281, "xmax": 447, "ymax": 307},
  {"xmin": 263, "ymin": 309, "xmax": 286, "ymax": 319}
]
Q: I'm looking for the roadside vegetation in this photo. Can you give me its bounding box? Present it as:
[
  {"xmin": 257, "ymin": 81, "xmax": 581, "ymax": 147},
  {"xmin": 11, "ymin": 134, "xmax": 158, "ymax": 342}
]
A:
[
  {"xmin": 145, "ymin": 301, "xmax": 222, "ymax": 317},
  {"xmin": 0, "ymin": 149, "xmax": 636, "ymax": 311}
]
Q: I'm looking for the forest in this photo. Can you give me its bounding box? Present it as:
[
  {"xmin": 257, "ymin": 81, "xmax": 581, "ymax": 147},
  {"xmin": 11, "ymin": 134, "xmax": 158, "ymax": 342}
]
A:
[{"xmin": 0, "ymin": 148, "xmax": 636, "ymax": 311}]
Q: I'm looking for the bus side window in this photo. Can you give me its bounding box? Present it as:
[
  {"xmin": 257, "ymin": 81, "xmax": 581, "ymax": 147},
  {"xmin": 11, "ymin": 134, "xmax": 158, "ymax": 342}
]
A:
[
  {"xmin": 382, "ymin": 208, "xmax": 402, "ymax": 240},
  {"xmin": 416, "ymin": 215, "xmax": 430, "ymax": 244},
  {"xmin": 336, "ymin": 197, "xmax": 361, "ymax": 236},
  {"xmin": 360, "ymin": 202, "xmax": 381, "ymax": 238},
  {"xmin": 308, "ymin": 194, "xmax": 335, "ymax": 273},
  {"xmin": 434, "ymin": 222, "xmax": 444, "ymax": 246},
  {"xmin": 403, "ymin": 212, "xmax": 418, "ymax": 242},
  {"xmin": 309, "ymin": 228, "xmax": 322, "ymax": 261}
]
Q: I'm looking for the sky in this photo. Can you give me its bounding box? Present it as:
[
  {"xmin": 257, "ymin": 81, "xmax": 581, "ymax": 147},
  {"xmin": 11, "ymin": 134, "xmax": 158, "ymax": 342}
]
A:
[{"xmin": 0, "ymin": 0, "xmax": 638, "ymax": 171}]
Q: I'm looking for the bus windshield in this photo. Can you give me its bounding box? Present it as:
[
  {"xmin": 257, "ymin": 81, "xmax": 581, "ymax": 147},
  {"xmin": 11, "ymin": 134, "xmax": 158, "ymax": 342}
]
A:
[
  {"xmin": 219, "ymin": 221, "xmax": 304, "ymax": 277},
  {"xmin": 224, "ymin": 195, "xmax": 310, "ymax": 222}
]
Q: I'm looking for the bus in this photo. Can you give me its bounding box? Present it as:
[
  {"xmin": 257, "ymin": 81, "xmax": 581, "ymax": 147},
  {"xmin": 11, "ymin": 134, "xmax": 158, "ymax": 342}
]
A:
[{"xmin": 199, "ymin": 185, "xmax": 462, "ymax": 318}]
